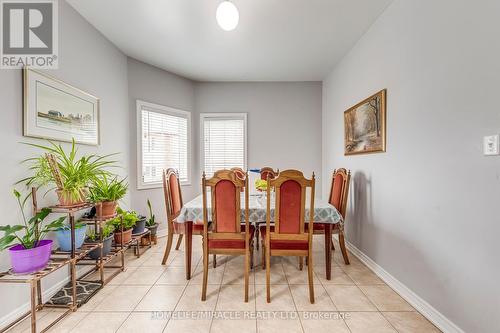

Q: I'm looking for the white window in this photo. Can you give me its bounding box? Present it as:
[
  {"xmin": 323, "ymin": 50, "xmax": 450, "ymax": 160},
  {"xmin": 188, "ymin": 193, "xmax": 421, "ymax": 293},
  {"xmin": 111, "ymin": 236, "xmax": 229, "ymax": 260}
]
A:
[
  {"xmin": 201, "ymin": 113, "xmax": 247, "ymax": 177},
  {"xmin": 137, "ymin": 100, "xmax": 191, "ymax": 189}
]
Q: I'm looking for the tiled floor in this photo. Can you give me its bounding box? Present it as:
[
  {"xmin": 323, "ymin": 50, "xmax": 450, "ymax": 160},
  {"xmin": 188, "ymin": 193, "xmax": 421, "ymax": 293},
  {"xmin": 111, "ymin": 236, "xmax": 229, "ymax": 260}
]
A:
[{"xmin": 10, "ymin": 236, "xmax": 441, "ymax": 333}]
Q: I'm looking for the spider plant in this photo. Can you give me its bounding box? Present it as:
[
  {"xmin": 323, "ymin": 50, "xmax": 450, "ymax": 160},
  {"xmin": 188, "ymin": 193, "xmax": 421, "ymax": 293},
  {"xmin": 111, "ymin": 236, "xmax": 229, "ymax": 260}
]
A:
[
  {"xmin": 17, "ymin": 139, "xmax": 118, "ymax": 204},
  {"xmin": 87, "ymin": 223, "xmax": 114, "ymax": 242},
  {"xmin": 146, "ymin": 199, "xmax": 156, "ymax": 227},
  {"xmin": 88, "ymin": 175, "xmax": 128, "ymax": 203},
  {"xmin": 0, "ymin": 189, "xmax": 66, "ymax": 250}
]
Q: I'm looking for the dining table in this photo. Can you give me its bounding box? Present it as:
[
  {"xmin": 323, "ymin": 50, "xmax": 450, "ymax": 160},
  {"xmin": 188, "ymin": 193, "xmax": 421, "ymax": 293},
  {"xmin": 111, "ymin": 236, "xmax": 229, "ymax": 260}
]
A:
[{"xmin": 176, "ymin": 192, "xmax": 343, "ymax": 280}]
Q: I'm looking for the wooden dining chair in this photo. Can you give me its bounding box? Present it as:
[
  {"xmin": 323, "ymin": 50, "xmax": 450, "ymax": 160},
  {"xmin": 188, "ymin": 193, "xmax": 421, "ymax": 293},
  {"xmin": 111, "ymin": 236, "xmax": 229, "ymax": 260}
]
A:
[
  {"xmin": 308, "ymin": 168, "xmax": 351, "ymax": 265},
  {"xmin": 201, "ymin": 169, "xmax": 254, "ymax": 302},
  {"xmin": 161, "ymin": 168, "xmax": 203, "ymax": 279},
  {"xmin": 230, "ymin": 167, "xmax": 246, "ymax": 181},
  {"xmin": 260, "ymin": 169, "xmax": 315, "ymax": 303},
  {"xmin": 260, "ymin": 167, "xmax": 279, "ymax": 180}
]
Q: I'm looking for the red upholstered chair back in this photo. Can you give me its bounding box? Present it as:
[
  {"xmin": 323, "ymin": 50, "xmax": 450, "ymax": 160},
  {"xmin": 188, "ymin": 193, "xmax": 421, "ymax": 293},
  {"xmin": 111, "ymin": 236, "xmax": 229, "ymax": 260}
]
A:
[
  {"xmin": 268, "ymin": 170, "xmax": 315, "ymax": 235},
  {"xmin": 163, "ymin": 168, "xmax": 184, "ymax": 223},
  {"xmin": 328, "ymin": 168, "xmax": 351, "ymax": 217},
  {"xmin": 260, "ymin": 167, "xmax": 278, "ymax": 180},
  {"xmin": 202, "ymin": 169, "xmax": 248, "ymax": 234}
]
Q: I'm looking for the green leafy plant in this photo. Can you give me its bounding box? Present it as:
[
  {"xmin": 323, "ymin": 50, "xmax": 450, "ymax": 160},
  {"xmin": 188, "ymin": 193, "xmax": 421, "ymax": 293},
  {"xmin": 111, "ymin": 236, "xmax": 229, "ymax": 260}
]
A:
[
  {"xmin": 108, "ymin": 207, "xmax": 139, "ymax": 231},
  {"xmin": 87, "ymin": 223, "xmax": 114, "ymax": 242},
  {"xmin": 58, "ymin": 221, "xmax": 86, "ymax": 231},
  {"xmin": 88, "ymin": 175, "xmax": 128, "ymax": 203},
  {"xmin": 146, "ymin": 199, "xmax": 156, "ymax": 227},
  {"xmin": 18, "ymin": 139, "xmax": 118, "ymax": 202},
  {"xmin": 0, "ymin": 190, "xmax": 66, "ymax": 250},
  {"xmin": 255, "ymin": 179, "xmax": 267, "ymax": 191}
]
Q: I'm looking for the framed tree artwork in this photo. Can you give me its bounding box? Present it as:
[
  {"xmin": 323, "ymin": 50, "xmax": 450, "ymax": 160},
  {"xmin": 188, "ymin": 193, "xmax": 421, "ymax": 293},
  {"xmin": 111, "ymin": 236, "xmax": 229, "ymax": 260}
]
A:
[{"xmin": 344, "ymin": 89, "xmax": 386, "ymax": 155}]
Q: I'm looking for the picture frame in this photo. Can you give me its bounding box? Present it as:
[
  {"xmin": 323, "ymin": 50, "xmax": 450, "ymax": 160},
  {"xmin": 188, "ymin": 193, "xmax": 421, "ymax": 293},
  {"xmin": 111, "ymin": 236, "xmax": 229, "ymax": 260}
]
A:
[
  {"xmin": 23, "ymin": 67, "xmax": 100, "ymax": 145},
  {"xmin": 344, "ymin": 89, "xmax": 386, "ymax": 155}
]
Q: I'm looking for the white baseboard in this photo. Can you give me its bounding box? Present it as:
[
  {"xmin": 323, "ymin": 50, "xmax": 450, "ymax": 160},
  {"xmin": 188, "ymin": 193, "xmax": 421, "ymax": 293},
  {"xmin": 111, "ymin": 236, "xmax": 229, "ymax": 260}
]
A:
[
  {"xmin": 0, "ymin": 276, "xmax": 70, "ymax": 330},
  {"xmin": 345, "ymin": 241, "xmax": 464, "ymax": 333}
]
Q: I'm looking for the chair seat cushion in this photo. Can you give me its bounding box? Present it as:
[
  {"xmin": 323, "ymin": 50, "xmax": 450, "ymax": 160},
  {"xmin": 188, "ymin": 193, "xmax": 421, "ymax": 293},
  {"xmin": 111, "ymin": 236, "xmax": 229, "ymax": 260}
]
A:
[
  {"xmin": 259, "ymin": 226, "xmax": 309, "ymax": 251},
  {"xmin": 208, "ymin": 225, "xmax": 255, "ymax": 249}
]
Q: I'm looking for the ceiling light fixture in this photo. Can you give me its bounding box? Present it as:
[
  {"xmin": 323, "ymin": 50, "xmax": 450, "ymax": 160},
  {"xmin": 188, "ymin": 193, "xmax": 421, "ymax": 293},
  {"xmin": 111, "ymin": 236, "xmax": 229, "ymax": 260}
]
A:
[{"xmin": 216, "ymin": 1, "xmax": 239, "ymax": 31}]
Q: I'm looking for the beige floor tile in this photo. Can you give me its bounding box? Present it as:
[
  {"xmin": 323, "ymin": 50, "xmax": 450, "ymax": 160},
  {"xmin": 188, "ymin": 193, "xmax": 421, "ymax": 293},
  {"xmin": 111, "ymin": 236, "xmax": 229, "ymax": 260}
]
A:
[
  {"xmin": 122, "ymin": 266, "xmax": 165, "ymax": 285},
  {"xmin": 255, "ymin": 284, "xmax": 296, "ymax": 311},
  {"xmin": 138, "ymin": 252, "xmax": 168, "ymax": 266},
  {"xmin": 358, "ymin": 285, "xmax": 413, "ymax": 311},
  {"xmin": 216, "ymin": 284, "xmax": 255, "ymax": 311},
  {"xmin": 382, "ymin": 311, "xmax": 441, "ymax": 333},
  {"xmin": 299, "ymin": 313, "xmax": 350, "ymax": 333},
  {"xmin": 155, "ymin": 266, "xmax": 189, "ymax": 285},
  {"xmin": 116, "ymin": 311, "xmax": 169, "ymax": 333},
  {"xmin": 78, "ymin": 284, "xmax": 118, "ymax": 312},
  {"xmin": 70, "ymin": 312, "xmax": 129, "ymax": 333},
  {"xmin": 257, "ymin": 317, "xmax": 303, "ymax": 333},
  {"xmin": 134, "ymin": 285, "xmax": 185, "ymax": 311},
  {"xmin": 316, "ymin": 266, "xmax": 355, "ymax": 285},
  {"xmin": 123, "ymin": 251, "xmax": 154, "ymax": 267},
  {"xmin": 254, "ymin": 264, "xmax": 288, "ymax": 285},
  {"xmin": 344, "ymin": 312, "xmax": 397, "ymax": 333},
  {"xmin": 341, "ymin": 265, "xmax": 385, "ymax": 285},
  {"xmin": 222, "ymin": 264, "xmax": 255, "ymax": 285},
  {"xmin": 49, "ymin": 311, "xmax": 89, "ymax": 333},
  {"xmin": 289, "ymin": 284, "xmax": 336, "ymax": 311},
  {"xmin": 106, "ymin": 266, "xmax": 139, "ymax": 285},
  {"xmin": 176, "ymin": 284, "xmax": 219, "ymax": 310},
  {"xmin": 210, "ymin": 319, "xmax": 257, "ymax": 333},
  {"xmin": 7, "ymin": 309, "xmax": 53, "ymax": 333},
  {"xmin": 282, "ymin": 264, "xmax": 320, "ymax": 285},
  {"xmin": 163, "ymin": 319, "xmax": 212, "ymax": 333},
  {"xmin": 93, "ymin": 285, "xmax": 150, "ymax": 311},
  {"xmin": 189, "ymin": 263, "xmax": 226, "ymax": 285},
  {"xmin": 324, "ymin": 285, "xmax": 377, "ymax": 311}
]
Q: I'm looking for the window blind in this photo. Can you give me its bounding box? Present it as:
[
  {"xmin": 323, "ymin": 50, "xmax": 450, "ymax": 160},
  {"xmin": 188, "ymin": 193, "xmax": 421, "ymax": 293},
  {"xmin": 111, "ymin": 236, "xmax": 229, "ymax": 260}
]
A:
[
  {"xmin": 202, "ymin": 115, "xmax": 246, "ymax": 177},
  {"xmin": 141, "ymin": 107, "xmax": 188, "ymax": 185}
]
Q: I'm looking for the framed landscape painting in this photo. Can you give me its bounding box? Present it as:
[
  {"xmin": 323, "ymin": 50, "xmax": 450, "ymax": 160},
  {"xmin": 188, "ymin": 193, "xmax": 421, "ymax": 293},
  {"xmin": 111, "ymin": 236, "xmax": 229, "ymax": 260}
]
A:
[
  {"xmin": 23, "ymin": 68, "xmax": 100, "ymax": 145},
  {"xmin": 344, "ymin": 89, "xmax": 386, "ymax": 155}
]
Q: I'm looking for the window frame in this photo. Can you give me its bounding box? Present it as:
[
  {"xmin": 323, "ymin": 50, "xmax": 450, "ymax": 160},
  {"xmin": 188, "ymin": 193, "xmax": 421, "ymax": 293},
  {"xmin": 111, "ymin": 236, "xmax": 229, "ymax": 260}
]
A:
[
  {"xmin": 136, "ymin": 99, "xmax": 191, "ymax": 190},
  {"xmin": 200, "ymin": 113, "xmax": 248, "ymax": 176}
]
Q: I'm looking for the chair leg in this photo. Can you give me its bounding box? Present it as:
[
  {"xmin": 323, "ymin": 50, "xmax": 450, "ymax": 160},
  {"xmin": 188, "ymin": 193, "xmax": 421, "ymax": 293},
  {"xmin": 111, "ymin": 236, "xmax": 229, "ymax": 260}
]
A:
[
  {"xmin": 175, "ymin": 234, "xmax": 184, "ymax": 250},
  {"xmin": 265, "ymin": 245, "xmax": 271, "ymax": 303},
  {"xmin": 339, "ymin": 232, "xmax": 350, "ymax": 265},
  {"xmin": 261, "ymin": 245, "xmax": 265, "ymax": 269},
  {"xmin": 201, "ymin": 249, "xmax": 209, "ymax": 301},
  {"xmin": 213, "ymin": 254, "xmax": 217, "ymax": 268},
  {"xmin": 250, "ymin": 244, "xmax": 254, "ymax": 269},
  {"xmin": 299, "ymin": 257, "xmax": 303, "ymax": 271},
  {"xmin": 244, "ymin": 250, "xmax": 250, "ymax": 303},
  {"xmin": 331, "ymin": 239, "xmax": 335, "ymax": 250},
  {"xmin": 255, "ymin": 227, "xmax": 260, "ymax": 250},
  {"xmin": 185, "ymin": 222, "xmax": 193, "ymax": 280},
  {"xmin": 307, "ymin": 254, "xmax": 315, "ymax": 304},
  {"xmin": 161, "ymin": 230, "xmax": 174, "ymax": 265}
]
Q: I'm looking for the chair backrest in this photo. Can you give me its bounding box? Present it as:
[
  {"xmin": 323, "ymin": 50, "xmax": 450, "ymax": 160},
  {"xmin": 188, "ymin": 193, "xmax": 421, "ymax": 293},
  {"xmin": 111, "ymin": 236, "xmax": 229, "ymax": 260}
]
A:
[
  {"xmin": 328, "ymin": 168, "xmax": 351, "ymax": 217},
  {"xmin": 230, "ymin": 167, "xmax": 246, "ymax": 181},
  {"xmin": 163, "ymin": 168, "xmax": 183, "ymax": 223},
  {"xmin": 267, "ymin": 169, "xmax": 315, "ymax": 236},
  {"xmin": 260, "ymin": 167, "xmax": 278, "ymax": 180},
  {"xmin": 202, "ymin": 169, "xmax": 249, "ymax": 234}
]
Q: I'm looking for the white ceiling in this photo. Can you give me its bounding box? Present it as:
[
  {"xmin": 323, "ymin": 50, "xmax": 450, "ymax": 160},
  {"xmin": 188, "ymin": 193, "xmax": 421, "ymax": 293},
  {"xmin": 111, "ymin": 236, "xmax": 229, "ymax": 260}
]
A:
[{"xmin": 67, "ymin": 0, "xmax": 392, "ymax": 81}]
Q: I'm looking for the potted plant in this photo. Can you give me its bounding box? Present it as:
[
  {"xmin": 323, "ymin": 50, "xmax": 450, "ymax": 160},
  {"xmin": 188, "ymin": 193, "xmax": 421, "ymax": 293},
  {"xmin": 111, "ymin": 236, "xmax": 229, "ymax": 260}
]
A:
[
  {"xmin": 145, "ymin": 199, "xmax": 159, "ymax": 238},
  {"xmin": 132, "ymin": 213, "xmax": 147, "ymax": 235},
  {"xmin": 86, "ymin": 223, "xmax": 114, "ymax": 260},
  {"xmin": 18, "ymin": 139, "xmax": 117, "ymax": 206},
  {"xmin": 109, "ymin": 207, "xmax": 138, "ymax": 244},
  {"xmin": 0, "ymin": 190, "xmax": 66, "ymax": 274},
  {"xmin": 88, "ymin": 175, "xmax": 128, "ymax": 217},
  {"xmin": 55, "ymin": 221, "xmax": 87, "ymax": 252}
]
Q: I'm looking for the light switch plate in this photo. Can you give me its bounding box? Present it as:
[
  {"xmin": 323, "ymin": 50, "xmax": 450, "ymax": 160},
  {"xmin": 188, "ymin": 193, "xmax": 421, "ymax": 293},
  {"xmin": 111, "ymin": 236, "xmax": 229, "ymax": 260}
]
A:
[{"xmin": 483, "ymin": 135, "xmax": 500, "ymax": 155}]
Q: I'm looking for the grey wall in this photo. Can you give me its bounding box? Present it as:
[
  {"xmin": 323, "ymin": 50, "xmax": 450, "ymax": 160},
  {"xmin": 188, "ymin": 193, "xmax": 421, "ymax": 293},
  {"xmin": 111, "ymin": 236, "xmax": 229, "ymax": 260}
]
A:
[
  {"xmin": 0, "ymin": 0, "xmax": 129, "ymax": 324},
  {"xmin": 127, "ymin": 58, "xmax": 196, "ymax": 224},
  {"xmin": 195, "ymin": 81, "xmax": 323, "ymax": 196},
  {"xmin": 322, "ymin": 1, "xmax": 500, "ymax": 332}
]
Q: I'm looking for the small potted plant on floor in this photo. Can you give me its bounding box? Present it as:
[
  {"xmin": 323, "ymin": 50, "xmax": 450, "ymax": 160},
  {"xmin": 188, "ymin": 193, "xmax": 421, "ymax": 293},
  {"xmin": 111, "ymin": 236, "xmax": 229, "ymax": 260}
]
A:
[
  {"xmin": 55, "ymin": 221, "xmax": 87, "ymax": 252},
  {"xmin": 132, "ymin": 212, "xmax": 147, "ymax": 235},
  {"xmin": 109, "ymin": 207, "xmax": 138, "ymax": 244},
  {"xmin": 86, "ymin": 223, "xmax": 114, "ymax": 260},
  {"xmin": 145, "ymin": 199, "xmax": 159, "ymax": 238},
  {"xmin": 18, "ymin": 139, "xmax": 117, "ymax": 207},
  {"xmin": 0, "ymin": 190, "xmax": 66, "ymax": 274},
  {"xmin": 88, "ymin": 175, "xmax": 128, "ymax": 217}
]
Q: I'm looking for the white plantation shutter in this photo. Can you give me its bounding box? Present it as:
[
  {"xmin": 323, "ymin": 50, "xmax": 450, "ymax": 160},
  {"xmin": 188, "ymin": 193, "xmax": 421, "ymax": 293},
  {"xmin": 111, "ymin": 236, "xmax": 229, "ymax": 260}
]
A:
[
  {"xmin": 137, "ymin": 101, "xmax": 190, "ymax": 188},
  {"xmin": 202, "ymin": 113, "xmax": 247, "ymax": 177}
]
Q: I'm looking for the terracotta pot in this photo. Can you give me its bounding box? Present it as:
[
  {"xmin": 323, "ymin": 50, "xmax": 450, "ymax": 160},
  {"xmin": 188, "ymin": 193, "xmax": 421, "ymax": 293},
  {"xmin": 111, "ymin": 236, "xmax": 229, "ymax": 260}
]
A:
[
  {"xmin": 113, "ymin": 228, "xmax": 132, "ymax": 245},
  {"xmin": 97, "ymin": 201, "xmax": 118, "ymax": 217},
  {"xmin": 56, "ymin": 189, "xmax": 85, "ymax": 207}
]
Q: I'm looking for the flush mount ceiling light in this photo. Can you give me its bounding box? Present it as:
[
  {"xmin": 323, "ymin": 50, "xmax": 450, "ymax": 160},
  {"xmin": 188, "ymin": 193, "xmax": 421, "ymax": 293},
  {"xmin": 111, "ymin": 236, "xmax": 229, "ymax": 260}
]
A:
[{"xmin": 216, "ymin": 1, "xmax": 239, "ymax": 31}]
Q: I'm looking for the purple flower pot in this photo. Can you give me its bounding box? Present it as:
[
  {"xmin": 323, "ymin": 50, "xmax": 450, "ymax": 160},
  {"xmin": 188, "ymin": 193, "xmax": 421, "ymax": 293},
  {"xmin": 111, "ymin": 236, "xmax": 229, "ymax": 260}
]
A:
[{"xmin": 9, "ymin": 240, "xmax": 53, "ymax": 274}]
